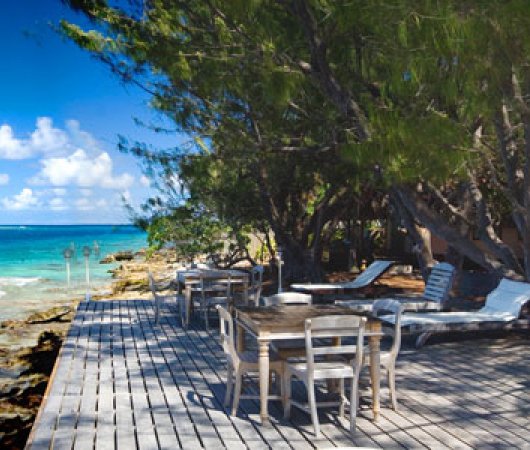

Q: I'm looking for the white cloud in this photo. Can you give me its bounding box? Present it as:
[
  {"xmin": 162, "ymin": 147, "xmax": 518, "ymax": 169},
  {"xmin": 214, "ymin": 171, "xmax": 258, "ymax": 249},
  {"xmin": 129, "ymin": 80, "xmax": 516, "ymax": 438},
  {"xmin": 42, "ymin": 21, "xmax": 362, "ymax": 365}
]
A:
[
  {"xmin": 0, "ymin": 174, "xmax": 9, "ymax": 185},
  {"xmin": 74, "ymin": 198, "xmax": 93, "ymax": 211},
  {"xmin": 139, "ymin": 175, "xmax": 150, "ymax": 187},
  {"xmin": 49, "ymin": 197, "xmax": 68, "ymax": 211},
  {"xmin": 32, "ymin": 149, "xmax": 134, "ymax": 190},
  {"xmin": 0, "ymin": 117, "xmax": 70, "ymax": 160},
  {"xmin": 79, "ymin": 189, "xmax": 92, "ymax": 197},
  {"xmin": 2, "ymin": 188, "xmax": 40, "ymax": 210},
  {"xmin": 52, "ymin": 188, "xmax": 67, "ymax": 196}
]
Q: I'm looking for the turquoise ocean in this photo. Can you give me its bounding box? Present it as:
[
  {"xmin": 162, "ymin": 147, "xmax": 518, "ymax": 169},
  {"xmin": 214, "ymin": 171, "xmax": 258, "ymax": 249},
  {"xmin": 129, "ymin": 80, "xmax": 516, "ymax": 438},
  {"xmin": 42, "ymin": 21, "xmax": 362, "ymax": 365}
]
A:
[{"xmin": 0, "ymin": 225, "xmax": 146, "ymax": 321}]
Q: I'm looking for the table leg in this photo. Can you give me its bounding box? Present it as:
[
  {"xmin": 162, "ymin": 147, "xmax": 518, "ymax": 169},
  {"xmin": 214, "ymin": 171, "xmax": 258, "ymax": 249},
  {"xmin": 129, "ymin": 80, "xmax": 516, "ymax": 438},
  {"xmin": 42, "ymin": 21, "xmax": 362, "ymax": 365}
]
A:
[
  {"xmin": 236, "ymin": 320, "xmax": 246, "ymax": 352},
  {"xmin": 258, "ymin": 338, "xmax": 271, "ymax": 425},
  {"xmin": 369, "ymin": 334, "xmax": 381, "ymax": 421},
  {"xmin": 184, "ymin": 284, "xmax": 191, "ymax": 329},
  {"xmin": 243, "ymin": 278, "xmax": 250, "ymax": 306}
]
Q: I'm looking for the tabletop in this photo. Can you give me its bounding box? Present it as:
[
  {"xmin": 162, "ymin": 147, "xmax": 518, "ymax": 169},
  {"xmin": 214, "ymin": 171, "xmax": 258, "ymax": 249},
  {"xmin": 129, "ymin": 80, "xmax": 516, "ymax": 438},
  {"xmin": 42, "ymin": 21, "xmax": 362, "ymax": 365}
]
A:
[{"xmin": 236, "ymin": 304, "xmax": 381, "ymax": 336}]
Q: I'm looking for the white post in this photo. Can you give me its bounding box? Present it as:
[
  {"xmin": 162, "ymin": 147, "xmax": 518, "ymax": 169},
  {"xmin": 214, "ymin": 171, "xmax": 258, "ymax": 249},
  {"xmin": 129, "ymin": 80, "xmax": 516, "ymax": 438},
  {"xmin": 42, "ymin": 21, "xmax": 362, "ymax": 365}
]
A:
[
  {"xmin": 83, "ymin": 246, "xmax": 91, "ymax": 301},
  {"xmin": 277, "ymin": 246, "xmax": 283, "ymax": 293},
  {"xmin": 63, "ymin": 248, "xmax": 73, "ymax": 289}
]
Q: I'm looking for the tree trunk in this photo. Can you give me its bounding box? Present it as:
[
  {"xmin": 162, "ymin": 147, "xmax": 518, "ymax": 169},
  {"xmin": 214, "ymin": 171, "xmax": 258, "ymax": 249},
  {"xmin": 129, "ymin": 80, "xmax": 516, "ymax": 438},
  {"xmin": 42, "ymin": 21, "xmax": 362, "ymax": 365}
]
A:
[
  {"xmin": 390, "ymin": 189, "xmax": 435, "ymax": 281},
  {"xmin": 393, "ymin": 185, "xmax": 516, "ymax": 279}
]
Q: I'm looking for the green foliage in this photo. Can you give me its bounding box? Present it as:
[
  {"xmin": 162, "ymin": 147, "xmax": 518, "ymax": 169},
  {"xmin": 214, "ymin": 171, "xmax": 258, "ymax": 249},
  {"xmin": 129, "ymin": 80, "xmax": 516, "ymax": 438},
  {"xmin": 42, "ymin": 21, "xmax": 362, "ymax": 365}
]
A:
[{"xmin": 146, "ymin": 204, "xmax": 225, "ymax": 262}]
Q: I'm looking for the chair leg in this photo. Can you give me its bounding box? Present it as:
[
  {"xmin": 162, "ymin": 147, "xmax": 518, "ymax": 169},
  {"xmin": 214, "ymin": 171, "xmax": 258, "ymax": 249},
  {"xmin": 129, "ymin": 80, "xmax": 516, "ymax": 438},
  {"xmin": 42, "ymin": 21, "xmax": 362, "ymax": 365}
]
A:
[
  {"xmin": 307, "ymin": 379, "xmax": 320, "ymax": 438},
  {"xmin": 231, "ymin": 368, "xmax": 243, "ymax": 416},
  {"xmin": 224, "ymin": 363, "xmax": 234, "ymax": 408},
  {"xmin": 388, "ymin": 365, "xmax": 398, "ymax": 410},
  {"xmin": 283, "ymin": 373, "xmax": 292, "ymax": 419},
  {"xmin": 203, "ymin": 303, "xmax": 210, "ymax": 331},
  {"xmin": 349, "ymin": 376, "xmax": 358, "ymax": 434},
  {"xmin": 338, "ymin": 378, "xmax": 346, "ymax": 419}
]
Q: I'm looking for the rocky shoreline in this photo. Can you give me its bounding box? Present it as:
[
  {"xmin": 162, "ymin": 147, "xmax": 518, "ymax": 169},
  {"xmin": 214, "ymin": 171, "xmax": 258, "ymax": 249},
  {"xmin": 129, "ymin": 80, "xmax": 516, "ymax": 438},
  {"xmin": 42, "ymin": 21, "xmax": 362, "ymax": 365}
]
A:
[{"xmin": 0, "ymin": 248, "xmax": 180, "ymax": 449}]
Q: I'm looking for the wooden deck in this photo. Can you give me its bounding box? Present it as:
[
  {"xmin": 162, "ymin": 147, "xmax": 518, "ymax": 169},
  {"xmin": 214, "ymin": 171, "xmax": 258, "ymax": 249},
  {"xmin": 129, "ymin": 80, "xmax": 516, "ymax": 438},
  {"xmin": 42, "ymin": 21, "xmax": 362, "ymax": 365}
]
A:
[{"xmin": 27, "ymin": 298, "xmax": 530, "ymax": 449}]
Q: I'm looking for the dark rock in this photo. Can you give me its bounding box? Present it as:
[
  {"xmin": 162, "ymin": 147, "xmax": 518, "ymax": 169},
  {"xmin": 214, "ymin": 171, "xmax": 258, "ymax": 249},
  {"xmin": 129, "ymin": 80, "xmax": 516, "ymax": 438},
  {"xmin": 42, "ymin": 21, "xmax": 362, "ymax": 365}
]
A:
[
  {"xmin": 114, "ymin": 251, "xmax": 134, "ymax": 261},
  {"xmin": 25, "ymin": 307, "xmax": 72, "ymax": 324}
]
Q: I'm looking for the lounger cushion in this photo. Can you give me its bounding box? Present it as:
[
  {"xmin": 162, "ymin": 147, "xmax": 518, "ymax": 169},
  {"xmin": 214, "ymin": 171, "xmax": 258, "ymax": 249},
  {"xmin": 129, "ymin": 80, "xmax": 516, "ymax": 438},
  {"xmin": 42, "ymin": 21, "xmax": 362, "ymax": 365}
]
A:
[
  {"xmin": 481, "ymin": 278, "xmax": 530, "ymax": 317},
  {"xmin": 381, "ymin": 278, "xmax": 530, "ymax": 330}
]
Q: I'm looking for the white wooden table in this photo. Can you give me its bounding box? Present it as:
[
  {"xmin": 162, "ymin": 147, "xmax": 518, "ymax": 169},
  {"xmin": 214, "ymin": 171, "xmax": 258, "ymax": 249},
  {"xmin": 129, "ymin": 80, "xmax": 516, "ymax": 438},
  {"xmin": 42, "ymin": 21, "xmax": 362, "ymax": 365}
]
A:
[
  {"xmin": 235, "ymin": 305, "xmax": 383, "ymax": 426},
  {"xmin": 178, "ymin": 268, "xmax": 250, "ymax": 328}
]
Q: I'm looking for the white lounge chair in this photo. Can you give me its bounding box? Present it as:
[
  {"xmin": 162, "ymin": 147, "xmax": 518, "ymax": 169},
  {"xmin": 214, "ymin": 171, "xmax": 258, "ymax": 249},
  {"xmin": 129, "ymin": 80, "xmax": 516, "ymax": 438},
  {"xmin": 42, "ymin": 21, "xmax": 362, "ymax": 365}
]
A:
[
  {"xmin": 291, "ymin": 260, "xmax": 395, "ymax": 294},
  {"xmin": 380, "ymin": 278, "xmax": 530, "ymax": 348},
  {"xmin": 337, "ymin": 262, "xmax": 455, "ymax": 312}
]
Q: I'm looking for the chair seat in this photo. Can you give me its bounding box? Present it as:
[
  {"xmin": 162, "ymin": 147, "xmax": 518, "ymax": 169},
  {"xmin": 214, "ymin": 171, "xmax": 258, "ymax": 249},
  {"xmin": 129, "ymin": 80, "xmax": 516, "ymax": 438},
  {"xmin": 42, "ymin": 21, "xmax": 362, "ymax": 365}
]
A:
[{"xmin": 288, "ymin": 360, "xmax": 354, "ymax": 379}]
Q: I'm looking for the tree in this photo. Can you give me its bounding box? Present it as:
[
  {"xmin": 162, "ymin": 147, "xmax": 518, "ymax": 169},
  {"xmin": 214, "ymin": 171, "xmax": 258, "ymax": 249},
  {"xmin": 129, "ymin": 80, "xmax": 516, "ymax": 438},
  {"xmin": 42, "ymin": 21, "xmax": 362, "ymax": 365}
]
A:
[{"xmin": 62, "ymin": 1, "xmax": 530, "ymax": 282}]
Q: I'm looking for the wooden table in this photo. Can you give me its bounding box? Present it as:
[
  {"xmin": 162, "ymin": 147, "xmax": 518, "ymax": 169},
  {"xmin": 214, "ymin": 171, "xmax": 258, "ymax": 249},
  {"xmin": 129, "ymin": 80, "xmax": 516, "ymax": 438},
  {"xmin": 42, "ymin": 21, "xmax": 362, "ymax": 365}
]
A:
[
  {"xmin": 178, "ymin": 269, "xmax": 250, "ymax": 328},
  {"xmin": 235, "ymin": 304, "xmax": 383, "ymax": 425}
]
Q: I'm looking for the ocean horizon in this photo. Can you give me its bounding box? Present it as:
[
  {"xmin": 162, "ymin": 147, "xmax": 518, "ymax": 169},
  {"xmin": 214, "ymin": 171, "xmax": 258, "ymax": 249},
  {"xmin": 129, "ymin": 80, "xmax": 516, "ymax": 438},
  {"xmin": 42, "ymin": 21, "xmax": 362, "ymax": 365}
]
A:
[{"xmin": 0, "ymin": 224, "xmax": 147, "ymax": 322}]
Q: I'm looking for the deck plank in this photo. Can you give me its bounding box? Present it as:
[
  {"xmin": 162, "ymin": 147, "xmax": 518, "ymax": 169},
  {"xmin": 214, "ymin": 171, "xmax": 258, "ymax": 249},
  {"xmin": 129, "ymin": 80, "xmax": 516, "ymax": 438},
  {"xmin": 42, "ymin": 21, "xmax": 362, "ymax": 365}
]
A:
[{"xmin": 27, "ymin": 298, "xmax": 530, "ymax": 449}]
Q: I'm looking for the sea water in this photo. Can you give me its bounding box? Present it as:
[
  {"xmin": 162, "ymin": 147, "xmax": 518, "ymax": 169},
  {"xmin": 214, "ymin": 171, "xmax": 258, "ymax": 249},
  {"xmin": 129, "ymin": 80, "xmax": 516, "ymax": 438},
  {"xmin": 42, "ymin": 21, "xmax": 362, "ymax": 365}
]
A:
[{"xmin": 0, "ymin": 225, "xmax": 146, "ymax": 321}]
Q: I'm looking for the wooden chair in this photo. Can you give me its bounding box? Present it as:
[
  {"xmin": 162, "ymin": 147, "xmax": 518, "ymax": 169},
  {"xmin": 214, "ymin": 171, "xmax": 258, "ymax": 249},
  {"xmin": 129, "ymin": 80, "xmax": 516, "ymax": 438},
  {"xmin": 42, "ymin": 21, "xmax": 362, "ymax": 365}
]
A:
[
  {"xmin": 263, "ymin": 292, "xmax": 313, "ymax": 358},
  {"xmin": 283, "ymin": 315, "xmax": 366, "ymax": 437},
  {"xmin": 196, "ymin": 274, "xmax": 232, "ymax": 331},
  {"xmin": 365, "ymin": 299, "xmax": 403, "ymax": 410},
  {"xmin": 148, "ymin": 272, "xmax": 162, "ymax": 324},
  {"xmin": 216, "ymin": 305, "xmax": 284, "ymax": 416}
]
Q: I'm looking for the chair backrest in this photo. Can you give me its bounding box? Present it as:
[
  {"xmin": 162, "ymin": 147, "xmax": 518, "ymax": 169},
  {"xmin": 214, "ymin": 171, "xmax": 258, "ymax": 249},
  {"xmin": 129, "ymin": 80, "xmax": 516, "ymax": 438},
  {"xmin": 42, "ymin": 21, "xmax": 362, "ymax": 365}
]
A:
[
  {"xmin": 423, "ymin": 262, "xmax": 455, "ymax": 304},
  {"xmin": 251, "ymin": 265, "xmax": 265, "ymax": 285},
  {"xmin": 304, "ymin": 315, "xmax": 366, "ymax": 378},
  {"xmin": 344, "ymin": 260, "xmax": 394, "ymax": 289},
  {"xmin": 262, "ymin": 292, "xmax": 312, "ymax": 306},
  {"xmin": 200, "ymin": 273, "xmax": 232, "ymax": 300},
  {"xmin": 248, "ymin": 265, "xmax": 265, "ymax": 306},
  {"xmin": 481, "ymin": 278, "xmax": 530, "ymax": 318},
  {"xmin": 216, "ymin": 305, "xmax": 239, "ymax": 365},
  {"xmin": 372, "ymin": 299, "xmax": 403, "ymax": 362}
]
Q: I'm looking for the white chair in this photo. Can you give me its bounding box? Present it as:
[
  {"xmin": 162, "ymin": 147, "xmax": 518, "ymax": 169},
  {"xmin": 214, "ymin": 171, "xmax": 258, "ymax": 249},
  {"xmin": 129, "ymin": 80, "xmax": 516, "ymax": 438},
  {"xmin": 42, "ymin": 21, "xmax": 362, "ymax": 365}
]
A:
[
  {"xmin": 216, "ymin": 305, "xmax": 285, "ymax": 416},
  {"xmin": 262, "ymin": 292, "xmax": 312, "ymax": 307},
  {"xmin": 264, "ymin": 292, "xmax": 313, "ymax": 358},
  {"xmin": 365, "ymin": 299, "xmax": 403, "ymax": 410},
  {"xmin": 283, "ymin": 315, "xmax": 366, "ymax": 437},
  {"xmin": 148, "ymin": 272, "xmax": 162, "ymax": 324},
  {"xmin": 196, "ymin": 274, "xmax": 232, "ymax": 330}
]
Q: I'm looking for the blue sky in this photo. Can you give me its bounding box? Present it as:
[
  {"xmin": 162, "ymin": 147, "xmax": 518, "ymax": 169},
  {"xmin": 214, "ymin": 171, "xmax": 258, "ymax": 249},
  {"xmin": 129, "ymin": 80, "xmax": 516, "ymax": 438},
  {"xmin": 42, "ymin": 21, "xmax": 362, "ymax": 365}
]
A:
[{"xmin": 0, "ymin": 0, "xmax": 180, "ymax": 224}]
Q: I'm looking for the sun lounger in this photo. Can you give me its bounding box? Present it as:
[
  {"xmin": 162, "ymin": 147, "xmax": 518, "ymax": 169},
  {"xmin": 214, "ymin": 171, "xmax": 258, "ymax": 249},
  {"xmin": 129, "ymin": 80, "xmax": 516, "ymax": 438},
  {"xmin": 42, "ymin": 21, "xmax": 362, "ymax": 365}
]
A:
[
  {"xmin": 380, "ymin": 278, "xmax": 530, "ymax": 347},
  {"xmin": 336, "ymin": 262, "xmax": 455, "ymax": 312},
  {"xmin": 290, "ymin": 260, "xmax": 395, "ymax": 294}
]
